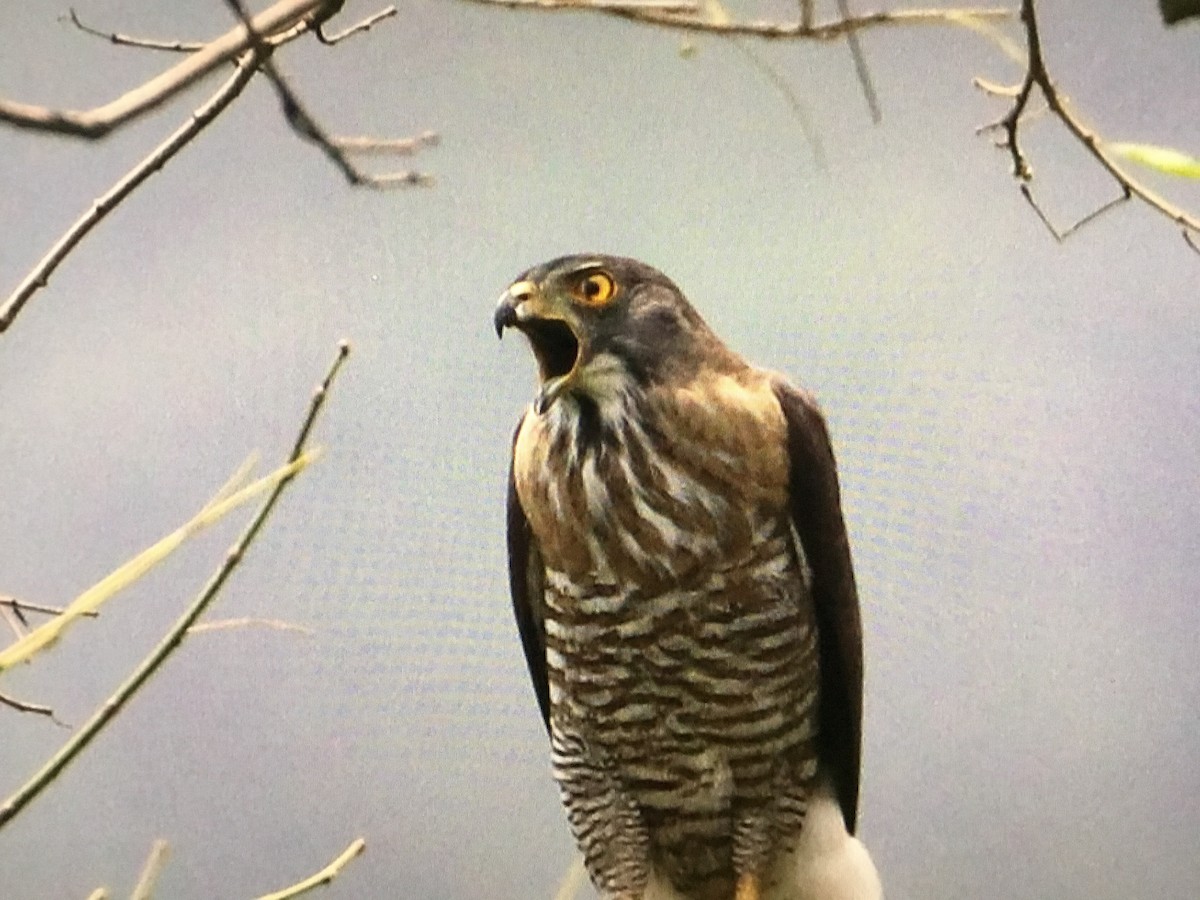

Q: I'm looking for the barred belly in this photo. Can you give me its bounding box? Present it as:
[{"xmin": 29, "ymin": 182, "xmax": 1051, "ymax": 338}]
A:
[{"xmin": 544, "ymin": 530, "xmax": 821, "ymax": 898}]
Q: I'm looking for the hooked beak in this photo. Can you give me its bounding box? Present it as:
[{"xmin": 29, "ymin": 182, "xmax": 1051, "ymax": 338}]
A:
[{"xmin": 494, "ymin": 280, "xmax": 582, "ymax": 414}]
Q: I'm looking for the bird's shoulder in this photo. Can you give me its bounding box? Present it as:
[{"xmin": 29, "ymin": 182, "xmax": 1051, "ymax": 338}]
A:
[{"xmin": 647, "ymin": 364, "xmax": 792, "ymax": 475}]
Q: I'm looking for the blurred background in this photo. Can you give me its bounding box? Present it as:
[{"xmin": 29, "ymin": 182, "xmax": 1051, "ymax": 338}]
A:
[{"xmin": 1, "ymin": 2, "xmax": 1198, "ymax": 897}]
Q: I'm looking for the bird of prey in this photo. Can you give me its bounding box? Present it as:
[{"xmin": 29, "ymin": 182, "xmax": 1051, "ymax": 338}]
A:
[{"xmin": 495, "ymin": 255, "xmax": 881, "ymax": 900}]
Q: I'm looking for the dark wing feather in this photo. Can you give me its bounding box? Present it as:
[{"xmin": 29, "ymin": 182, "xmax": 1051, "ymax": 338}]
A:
[
  {"xmin": 506, "ymin": 421, "xmax": 551, "ymax": 732},
  {"xmin": 773, "ymin": 380, "xmax": 864, "ymax": 834}
]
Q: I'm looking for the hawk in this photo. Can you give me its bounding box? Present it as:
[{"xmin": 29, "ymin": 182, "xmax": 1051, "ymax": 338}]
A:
[{"xmin": 495, "ymin": 255, "xmax": 881, "ymax": 900}]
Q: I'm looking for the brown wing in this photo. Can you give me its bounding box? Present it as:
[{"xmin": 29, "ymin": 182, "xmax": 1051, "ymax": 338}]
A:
[
  {"xmin": 506, "ymin": 421, "xmax": 551, "ymax": 732},
  {"xmin": 773, "ymin": 380, "xmax": 864, "ymax": 834}
]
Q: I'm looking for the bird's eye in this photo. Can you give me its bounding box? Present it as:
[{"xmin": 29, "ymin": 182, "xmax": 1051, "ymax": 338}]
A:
[{"xmin": 575, "ymin": 271, "xmax": 617, "ymax": 306}]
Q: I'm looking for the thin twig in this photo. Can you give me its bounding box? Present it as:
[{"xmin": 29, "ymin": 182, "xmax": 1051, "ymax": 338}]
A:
[
  {"xmin": 723, "ymin": 40, "xmax": 826, "ymax": 169},
  {"xmin": 981, "ymin": 0, "xmax": 1200, "ymax": 248},
  {"xmin": 946, "ymin": 8, "xmax": 1026, "ymax": 63},
  {"xmin": 0, "ymin": 0, "xmax": 325, "ymax": 137},
  {"xmin": 253, "ymin": 837, "xmax": 366, "ymax": 900},
  {"xmin": 799, "ymin": 0, "xmax": 814, "ymax": 30},
  {"xmin": 188, "ymin": 617, "xmax": 315, "ymax": 635},
  {"xmin": 329, "ymin": 131, "xmax": 441, "ymax": 155},
  {"xmin": 462, "ymin": 0, "xmax": 1012, "ymax": 40},
  {"xmin": 1018, "ymin": 183, "xmax": 1058, "ymax": 239},
  {"xmin": 973, "ymin": 76, "xmax": 1022, "ymax": 98},
  {"xmin": 835, "ymin": 0, "xmax": 882, "ymax": 123},
  {"xmin": 63, "ymin": 4, "xmax": 322, "ymax": 62},
  {"xmin": 63, "ymin": 7, "xmax": 205, "ymax": 53},
  {"xmin": 317, "ymin": 5, "xmax": 398, "ymax": 45},
  {"xmin": 467, "ymin": 0, "xmax": 698, "ymax": 11},
  {"xmin": 1058, "ymin": 190, "xmax": 1131, "ymax": 239},
  {"xmin": 0, "ymin": 690, "xmax": 67, "ymax": 727},
  {"xmin": 0, "ymin": 52, "xmax": 260, "ymax": 334},
  {"xmin": 486, "ymin": 0, "xmax": 702, "ymax": 8},
  {"xmin": 85, "ymin": 889, "xmax": 109, "ymax": 900},
  {"xmin": 130, "ymin": 839, "xmax": 171, "ymax": 900},
  {"xmin": 1, "ymin": 597, "xmax": 29, "ymax": 628},
  {"xmin": 1, "ymin": 597, "xmax": 99, "ymax": 619},
  {"xmin": 0, "ymin": 454, "xmax": 308, "ymax": 673},
  {"xmin": 0, "ymin": 343, "xmax": 349, "ymax": 830},
  {"xmin": 2, "ymin": 5, "xmax": 424, "ymax": 332},
  {"xmin": 224, "ymin": 0, "xmax": 434, "ymax": 187},
  {"xmin": 1, "ymin": 604, "xmax": 26, "ymax": 641}
]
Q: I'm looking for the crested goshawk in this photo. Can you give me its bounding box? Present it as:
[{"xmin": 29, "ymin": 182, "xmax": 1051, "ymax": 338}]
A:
[{"xmin": 495, "ymin": 255, "xmax": 881, "ymax": 900}]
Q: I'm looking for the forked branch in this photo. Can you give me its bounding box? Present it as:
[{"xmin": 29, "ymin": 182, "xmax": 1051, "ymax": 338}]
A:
[
  {"xmin": 0, "ymin": 0, "xmax": 327, "ymax": 137},
  {"xmin": 978, "ymin": 0, "xmax": 1199, "ymax": 251},
  {"xmin": 1, "ymin": 4, "xmax": 434, "ymax": 334}
]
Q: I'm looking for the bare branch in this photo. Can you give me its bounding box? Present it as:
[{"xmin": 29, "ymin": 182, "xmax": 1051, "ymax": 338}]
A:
[
  {"xmin": 1, "ymin": 604, "xmax": 26, "ymax": 640},
  {"xmin": 0, "ymin": 0, "xmax": 325, "ymax": 137},
  {"xmin": 2, "ymin": 4, "xmax": 427, "ymax": 334},
  {"xmin": 972, "ymin": 76, "xmax": 1022, "ymax": 98},
  {"xmin": 461, "ymin": 0, "xmax": 1013, "ymax": 40},
  {"xmin": 85, "ymin": 889, "xmax": 109, "ymax": 900},
  {"xmin": 478, "ymin": 0, "xmax": 702, "ymax": 8},
  {"xmin": 1018, "ymin": 182, "xmax": 1132, "ymax": 243},
  {"xmin": 0, "ymin": 453, "xmax": 313, "ymax": 676},
  {"xmin": 0, "ymin": 690, "xmax": 67, "ymax": 726},
  {"xmin": 465, "ymin": 0, "xmax": 699, "ymax": 12},
  {"xmin": 253, "ymin": 838, "xmax": 366, "ymax": 900},
  {"xmin": 130, "ymin": 840, "xmax": 171, "ymax": 900},
  {"xmin": 62, "ymin": 4, "xmax": 346, "ymax": 61},
  {"xmin": 1058, "ymin": 190, "xmax": 1132, "ymax": 240},
  {"xmin": 224, "ymin": 0, "xmax": 434, "ymax": 188},
  {"xmin": 982, "ymin": 0, "xmax": 1200, "ymax": 246},
  {"xmin": 835, "ymin": 0, "xmax": 882, "ymax": 123},
  {"xmin": 1017, "ymin": 183, "xmax": 1059, "ymax": 240},
  {"xmin": 188, "ymin": 617, "xmax": 315, "ymax": 635},
  {"xmin": 0, "ymin": 342, "xmax": 347, "ymax": 830},
  {"xmin": 1017, "ymin": 183, "xmax": 1128, "ymax": 243},
  {"xmin": 1, "ymin": 596, "xmax": 99, "ymax": 619},
  {"xmin": 63, "ymin": 7, "xmax": 205, "ymax": 53},
  {"xmin": 330, "ymin": 130, "xmax": 440, "ymax": 155},
  {"xmin": 270, "ymin": 69, "xmax": 432, "ymax": 186},
  {"xmin": 3, "ymin": 4, "xmax": 424, "ymax": 332},
  {"xmin": 799, "ymin": 0, "xmax": 815, "ymax": 30},
  {"xmin": 317, "ymin": 5, "xmax": 399, "ymax": 45},
  {"xmin": 0, "ymin": 52, "xmax": 261, "ymax": 334}
]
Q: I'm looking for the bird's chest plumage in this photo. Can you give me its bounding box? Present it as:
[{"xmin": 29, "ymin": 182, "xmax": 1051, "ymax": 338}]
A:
[
  {"xmin": 513, "ymin": 375, "xmax": 819, "ymax": 803},
  {"xmin": 513, "ymin": 372, "xmax": 793, "ymax": 586}
]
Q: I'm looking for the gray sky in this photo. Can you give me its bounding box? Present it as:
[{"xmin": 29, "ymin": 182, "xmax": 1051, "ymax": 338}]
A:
[{"xmin": 2, "ymin": 2, "xmax": 1199, "ymax": 898}]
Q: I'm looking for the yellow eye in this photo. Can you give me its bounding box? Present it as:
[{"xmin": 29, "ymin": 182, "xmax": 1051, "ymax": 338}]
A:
[{"xmin": 575, "ymin": 271, "xmax": 617, "ymax": 306}]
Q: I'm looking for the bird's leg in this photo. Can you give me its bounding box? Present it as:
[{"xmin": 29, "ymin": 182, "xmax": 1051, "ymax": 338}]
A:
[
  {"xmin": 553, "ymin": 726, "xmax": 651, "ymax": 899},
  {"xmin": 731, "ymin": 806, "xmax": 774, "ymax": 900},
  {"xmin": 734, "ymin": 872, "xmax": 761, "ymax": 900}
]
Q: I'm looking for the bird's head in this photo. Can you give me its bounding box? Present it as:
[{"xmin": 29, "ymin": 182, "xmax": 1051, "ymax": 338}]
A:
[{"xmin": 494, "ymin": 254, "xmax": 729, "ymax": 414}]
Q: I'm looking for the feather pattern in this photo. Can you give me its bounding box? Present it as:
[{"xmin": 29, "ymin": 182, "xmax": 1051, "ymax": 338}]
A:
[
  {"xmin": 513, "ymin": 370, "xmax": 821, "ymax": 898},
  {"xmin": 501, "ymin": 254, "xmax": 878, "ymax": 900}
]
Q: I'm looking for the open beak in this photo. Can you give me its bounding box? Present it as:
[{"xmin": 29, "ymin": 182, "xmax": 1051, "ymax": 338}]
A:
[{"xmin": 494, "ymin": 280, "xmax": 582, "ymax": 413}]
